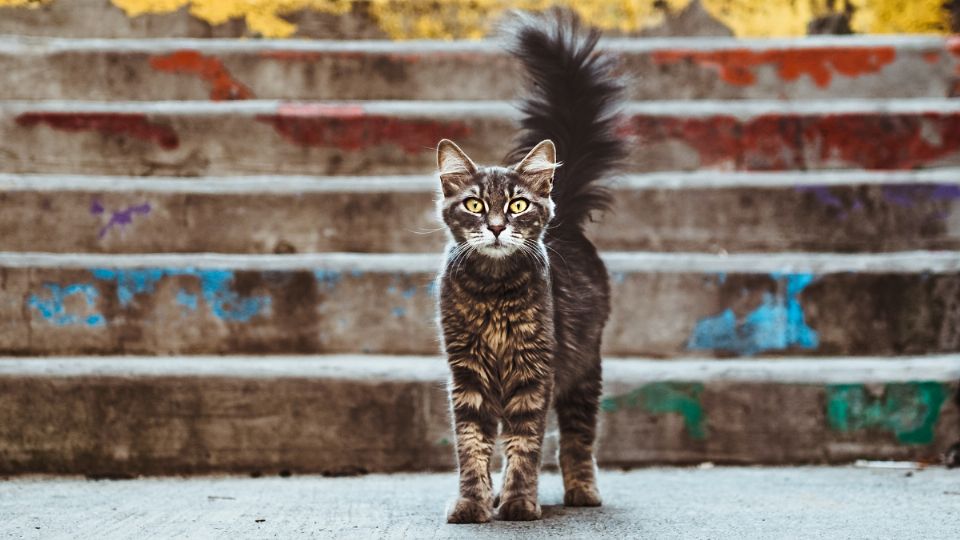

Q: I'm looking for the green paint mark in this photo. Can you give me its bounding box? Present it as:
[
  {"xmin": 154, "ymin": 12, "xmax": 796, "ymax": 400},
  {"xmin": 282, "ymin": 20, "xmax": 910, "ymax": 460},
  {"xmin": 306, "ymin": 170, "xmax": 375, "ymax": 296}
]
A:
[
  {"xmin": 826, "ymin": 382, "xmax": 949, "ymax": 445},
  {"xmin": 601, "ymin": 382, "xmax": 706, "ymax": 440},
  {"xmin": 437, "ymin": 437, "xmax": 451, "ymax": 446}
]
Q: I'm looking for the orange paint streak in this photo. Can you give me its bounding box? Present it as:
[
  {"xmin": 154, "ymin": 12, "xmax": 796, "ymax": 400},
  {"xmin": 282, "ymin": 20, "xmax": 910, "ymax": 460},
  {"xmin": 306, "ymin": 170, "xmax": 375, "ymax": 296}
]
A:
[
  {"xmin": 150, "ymin": 50, "xmax": 253, "ymax": 101},
  {"xmin": 15, "ymin": 113, "xmax": 179, "ymax": 149},
  {"xmin": 652, "ymin": 47, "xmax": 897, "ymax": 88},
  {"xmin": 257, "ymin": 105, "xmax": 470, "ymax": 154},
  {"xmin": 620, "ymin": 112, "xmax": 960, "ymax": 171}
]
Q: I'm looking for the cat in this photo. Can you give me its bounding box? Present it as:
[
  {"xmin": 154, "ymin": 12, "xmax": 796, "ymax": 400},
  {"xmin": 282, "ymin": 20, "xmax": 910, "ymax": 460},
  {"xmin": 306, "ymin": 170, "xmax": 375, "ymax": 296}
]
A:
[{"xmin": 436, "ymin": 9, "xmax": 626, "ymax": 523}]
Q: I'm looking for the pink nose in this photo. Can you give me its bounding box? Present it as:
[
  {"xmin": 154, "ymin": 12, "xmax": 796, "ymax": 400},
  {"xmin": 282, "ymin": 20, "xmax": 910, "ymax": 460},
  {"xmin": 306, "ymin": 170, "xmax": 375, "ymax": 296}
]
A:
[{"xmin": 488, "ymin": 225, "xmax": 506, "ymax": 238}]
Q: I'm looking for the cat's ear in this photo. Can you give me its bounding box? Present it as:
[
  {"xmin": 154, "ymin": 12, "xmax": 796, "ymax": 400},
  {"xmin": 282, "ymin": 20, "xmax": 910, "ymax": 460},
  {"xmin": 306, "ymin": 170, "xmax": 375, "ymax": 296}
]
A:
[
  {"xmin": 514, "ymin": 139, "xmax": 557, "ymax": 197},
  {"xmin": 437, "ymin": 139, "xmax": 477, "ymax": 198}
]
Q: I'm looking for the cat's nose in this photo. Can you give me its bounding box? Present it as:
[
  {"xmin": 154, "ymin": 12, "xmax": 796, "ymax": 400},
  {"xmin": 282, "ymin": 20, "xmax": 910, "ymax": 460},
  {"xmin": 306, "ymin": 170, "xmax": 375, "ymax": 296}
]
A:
[{"xmin": 487, "ymin": 224, "xmax": 506, "ymax": 238}]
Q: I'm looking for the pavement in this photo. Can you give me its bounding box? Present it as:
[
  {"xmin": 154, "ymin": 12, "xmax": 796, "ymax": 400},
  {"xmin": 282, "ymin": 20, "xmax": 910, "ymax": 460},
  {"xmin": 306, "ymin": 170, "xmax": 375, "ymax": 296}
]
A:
[{"xmin": 2, "ymin": 467, "xmax": 959, "ymax": 539}]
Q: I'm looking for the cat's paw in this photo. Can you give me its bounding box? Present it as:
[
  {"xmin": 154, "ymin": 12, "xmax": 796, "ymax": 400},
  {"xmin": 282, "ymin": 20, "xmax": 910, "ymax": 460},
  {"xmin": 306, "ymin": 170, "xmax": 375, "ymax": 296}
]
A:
[
  {"xmin": 564, "ymin": 486, "xmax": 602, "ymax": 507},
  {"xmin": 446, "ymin": 497, "xmax": 493, "ymax": 524},
  {"xmin": 496, "ymin": 497, "xmax": 542, "ymax": 521}
]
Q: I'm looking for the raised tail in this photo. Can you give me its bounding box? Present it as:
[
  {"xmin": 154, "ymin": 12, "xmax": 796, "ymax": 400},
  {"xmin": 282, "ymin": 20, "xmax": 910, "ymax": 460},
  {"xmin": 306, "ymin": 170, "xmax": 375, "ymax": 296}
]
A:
[{"xmin": 504, "ymin": 9, "xmax": 627, "ymax": 235}]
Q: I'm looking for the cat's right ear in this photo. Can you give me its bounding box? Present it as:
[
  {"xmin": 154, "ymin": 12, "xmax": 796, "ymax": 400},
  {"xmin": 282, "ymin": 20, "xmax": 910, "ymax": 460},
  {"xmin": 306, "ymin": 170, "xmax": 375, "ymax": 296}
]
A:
[{"xmin": 437, "ymin": 139, "xmax": 477, "ymax": 198}]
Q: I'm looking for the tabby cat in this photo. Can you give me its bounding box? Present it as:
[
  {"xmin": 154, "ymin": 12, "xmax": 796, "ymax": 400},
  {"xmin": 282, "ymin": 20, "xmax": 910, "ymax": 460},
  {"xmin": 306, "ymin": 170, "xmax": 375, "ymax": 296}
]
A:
[{"xmin": 436, "ymin": 10, "xmax": 626, "ymax": 523}]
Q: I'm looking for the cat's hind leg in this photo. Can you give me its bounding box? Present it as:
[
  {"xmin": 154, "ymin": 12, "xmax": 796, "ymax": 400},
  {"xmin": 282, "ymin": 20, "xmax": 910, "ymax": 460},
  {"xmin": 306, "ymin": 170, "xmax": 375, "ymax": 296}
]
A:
[{"xmin": 555, "ymin": 360, "xmax": 603, "ymax": 507}]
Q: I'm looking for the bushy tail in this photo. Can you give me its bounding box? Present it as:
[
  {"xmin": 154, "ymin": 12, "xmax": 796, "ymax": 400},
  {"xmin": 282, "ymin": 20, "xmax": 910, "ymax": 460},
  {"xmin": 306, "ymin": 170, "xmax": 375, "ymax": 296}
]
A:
[{"xmin": 504, "ymin": 9, "xmax": 627, "ymax": 235}]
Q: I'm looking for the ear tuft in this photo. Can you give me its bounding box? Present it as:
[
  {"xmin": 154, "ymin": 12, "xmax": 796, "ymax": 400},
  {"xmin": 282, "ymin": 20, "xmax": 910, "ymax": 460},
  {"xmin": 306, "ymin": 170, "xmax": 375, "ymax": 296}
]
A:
[
  {"xmin": 514, "ymin": 139, "xmax": 558, "ymax": 196},
  {"xmin": 437, "ymin": 139, "xmax": 477, "ymax": 197}
]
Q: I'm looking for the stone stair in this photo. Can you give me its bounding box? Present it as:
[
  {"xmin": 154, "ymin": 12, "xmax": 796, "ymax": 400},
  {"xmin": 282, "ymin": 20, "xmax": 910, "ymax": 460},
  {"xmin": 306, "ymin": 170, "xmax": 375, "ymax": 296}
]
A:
[{"xmin": 1, "ymin": 8, "xmax": 959, "ymax": 476}]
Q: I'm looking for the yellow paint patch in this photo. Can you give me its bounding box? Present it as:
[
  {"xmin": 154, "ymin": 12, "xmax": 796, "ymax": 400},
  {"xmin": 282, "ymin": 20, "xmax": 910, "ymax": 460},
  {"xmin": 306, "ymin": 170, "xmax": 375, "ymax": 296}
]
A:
[
  {"xmin": 369, "ymin": 0, "xmax": 694, "ymax": 40},
  {"xmin": 6, "ymin": 0, "xmax": 949, "ymax": 37},
  {"xmin": 106, "ymin": 0, "xmax": 695, "ymax": 39},
  {"xmin": 0, "ymin": 0, "xmax": 51, "ymax": 6},
  {"xmin": 850, "ymin": 0, "xmax": 950, "ymax": 34},
  {"xmin": 700, "ymin": 0, "xmax": 950, "ymax": 37},
  {"xmin": 700, "ymin": 0, "xmax": 822, "ymax": 37},
  {"xmin": 110, "ymin": 0, "xmax": 353, "ymax": 38}
]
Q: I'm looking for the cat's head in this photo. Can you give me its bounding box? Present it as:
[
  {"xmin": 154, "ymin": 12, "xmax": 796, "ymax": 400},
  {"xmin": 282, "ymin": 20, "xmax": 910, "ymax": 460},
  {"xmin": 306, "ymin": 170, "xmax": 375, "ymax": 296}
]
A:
[{"xmin": 436, "ymin": 139, "xmax": 557, "ymax": 259}]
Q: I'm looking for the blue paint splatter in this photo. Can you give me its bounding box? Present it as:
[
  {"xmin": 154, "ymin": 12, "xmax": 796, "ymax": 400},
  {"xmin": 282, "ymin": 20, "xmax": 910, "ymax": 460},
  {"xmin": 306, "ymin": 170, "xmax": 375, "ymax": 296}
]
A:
[
  {"xmin": 425, "ymin": 280, "xmax": 438, "ymax": 297},
  {"xmin": 314, "ymin": 269, "xmax": 342, "ymax": 290},
  {"xmin": 27, "ymin": 283, "xmax": 105, "ymax": 327},
  {"xmin": 92, "ymin": 268, "xmax": 270, "ymax": 322},
  {"xmin": 401, "ymin": 286, "xmax": 417, "ymax": 299},
  {"xmin": 176, "ymin": 289, "xmax": 198, "ymax": 311},
  {"xmin": 687, "ymin": 273, "xmax": 819, "ymax": 356},
  {"xmin": 91, "ymin": 268, "xmax": 165, "ymax": 306},
  {"xmin": 392, "ymin": 307, "xmax": 407, "ymax": 318}
]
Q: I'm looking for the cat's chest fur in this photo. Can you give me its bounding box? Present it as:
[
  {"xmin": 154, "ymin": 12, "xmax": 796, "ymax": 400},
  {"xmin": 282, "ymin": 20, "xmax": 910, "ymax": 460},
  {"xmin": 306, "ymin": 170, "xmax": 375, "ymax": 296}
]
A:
[{"xmin": 440, "ymin": 265, "xmax": 553, "ymax": 365}]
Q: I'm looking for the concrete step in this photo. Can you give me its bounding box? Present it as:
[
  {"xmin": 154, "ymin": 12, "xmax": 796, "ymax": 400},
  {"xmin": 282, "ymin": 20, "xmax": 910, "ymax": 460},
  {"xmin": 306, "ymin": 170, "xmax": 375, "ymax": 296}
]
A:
[
  {"xmin": 3, "ymin": 468, "xmax": 959, "ymax": 538},
  {"xmin": 1, "ymin": 36, "xmax": 955, "ymax": 101},
  {"xmin": 4, "ymin": 170, "xmax": 960, "ymax": 254},
  {"xmin": 4, "ymin": 252, "xmax": 960, "ymax": 357},
  {"xmin": 3, "ymin": 100, "xmax": 960, "ymax": 176},
  {"xmin": 1, "ymin": 355, "xmax": 957, "ymax": 475}
]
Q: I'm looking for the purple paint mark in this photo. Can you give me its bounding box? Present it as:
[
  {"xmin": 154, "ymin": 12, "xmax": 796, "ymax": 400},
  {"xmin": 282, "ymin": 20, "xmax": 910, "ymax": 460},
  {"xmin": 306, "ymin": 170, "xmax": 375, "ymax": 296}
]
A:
[
  {"xmin": 92, "ymin": 201, "xmax": 152, "ymax": 239},
  {"xmin": 796, "ymin": 186, "xmax": 858, "ymax": 220},
  {"xmin": 882, "ymin": 184, "xmax": 960, "ymax": 207},
  {"xmin": 800, "ymin": 183, "xmax": 960, "ymax": 221}
]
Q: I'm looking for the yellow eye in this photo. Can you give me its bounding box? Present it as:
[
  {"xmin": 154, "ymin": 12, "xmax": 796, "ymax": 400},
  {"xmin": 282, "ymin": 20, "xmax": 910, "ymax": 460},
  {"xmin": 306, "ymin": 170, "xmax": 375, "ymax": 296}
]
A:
[
  {"xmin": 509, "ymin": 199, "xmax": 529, "ymax": 213},
  {"xmin": 463, "ymin": 198, "xmax": 484, "ymax": 213}
]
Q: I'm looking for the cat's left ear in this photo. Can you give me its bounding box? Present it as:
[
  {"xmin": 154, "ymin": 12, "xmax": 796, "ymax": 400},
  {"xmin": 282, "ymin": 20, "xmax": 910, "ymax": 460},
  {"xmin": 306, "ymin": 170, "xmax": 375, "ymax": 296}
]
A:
[
  {"xmin": 514, "ymin": 139, "xmax": 557, "ymax": 197},
  {"xmin": 437, "ymin": 139, "xmax": 478, "ymax": 198}
]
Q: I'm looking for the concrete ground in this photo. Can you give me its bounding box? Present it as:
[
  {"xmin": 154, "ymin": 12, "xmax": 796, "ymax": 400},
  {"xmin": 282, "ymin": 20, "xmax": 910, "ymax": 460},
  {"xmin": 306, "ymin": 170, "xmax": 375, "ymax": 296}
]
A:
[{"xmin": 2, "ymin": 467, "xmax": 958, "ymax": 539}]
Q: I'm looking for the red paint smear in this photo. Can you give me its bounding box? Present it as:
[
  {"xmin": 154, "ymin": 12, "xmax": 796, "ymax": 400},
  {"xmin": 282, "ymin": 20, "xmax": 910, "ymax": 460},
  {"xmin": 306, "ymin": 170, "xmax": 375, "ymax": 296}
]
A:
[
  {"xmin": 923, "ymin": 51, "xmax": 941, "ymax": 64},
  {"xmin": 946, "ymin": 37, "xmax": 960, "ymax": 96},
  {"xmin": 652, "ymin": 47, "xmax": 896, "ymax": 88},
  {"xmin": 150, "ymin": 50, "xmax": 253, "ymax": 101},
  {"xmin": 620, "ymin": 112, "xmax": 960, "ymax": 171},
  {"xmin": 256, "ymin": 107, "xmax": 471, "ymax": 154},
  {"xmin": 15, "ymin": 113, "xmax": 179, "ymax": 149}
]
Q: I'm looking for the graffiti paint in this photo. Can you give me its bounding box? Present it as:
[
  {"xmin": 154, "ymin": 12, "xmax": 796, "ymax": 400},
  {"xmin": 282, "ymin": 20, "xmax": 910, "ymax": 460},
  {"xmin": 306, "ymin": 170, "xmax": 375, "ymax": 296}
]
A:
[
  {"xmin": 175, "ymin": 289, "xmax": 198, "ymax": 310},
  {"xmin": 620, "ymin": 112, "xmax": 960, "ymax": 170},
  {"xmin": 150, "ymin": 50, "xmax": 253, "ymax": 101},
  {"xmin": 91, "ymin": 200, "xmax": 152, "ymax": 239},
  {"xmin": 826, "ymin": 382, "xmax": 949, "ymax": 445},
  {"xmin": 601, "ymin": 382, "xmax": 706, "ymax": 440},
  {"xmin": 27, "ymin": 283, "xmax": 105, "ymax": 327},
  {"xmin": 15, "ymin": 113, "xmax": 179, "ymax": 150},
  {"xmin": 652, "ymin": 47, "xmax": 896, "ymax": 88},
  {"xmin": 798, "ymin": 183, "xmax": 960, "ymax": 220},
  {"xmin": 688, "ymin": 273, "xmax": 819, "ymax": 356},
  {"xmin": 313, "ymin": 269, "xmax": 342, "ymax": 290},
  {"xmin": 256, "ymin": 103, "xmax": 471, "ymax": 154},
  {"xmin": 91, "ymin": 268, "xmax": 271, "ymax": 322}
]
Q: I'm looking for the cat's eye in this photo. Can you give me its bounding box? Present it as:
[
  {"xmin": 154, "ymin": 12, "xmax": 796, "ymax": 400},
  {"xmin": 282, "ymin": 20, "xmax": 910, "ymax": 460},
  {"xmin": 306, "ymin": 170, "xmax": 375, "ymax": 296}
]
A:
[
  {"xmin": 509, "ymin": 199, "xmax": 529, "ymax": 214},
  {"xmin": 463, "ymin": 198, "xmax": 485, "ymax": 213}
]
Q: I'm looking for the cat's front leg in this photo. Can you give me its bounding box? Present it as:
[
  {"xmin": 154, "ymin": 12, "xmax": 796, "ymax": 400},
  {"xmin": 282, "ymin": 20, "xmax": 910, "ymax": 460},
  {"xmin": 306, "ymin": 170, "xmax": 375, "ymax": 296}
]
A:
[
  {"xmin": 496, "ymin": 362, "xmax": 553, "ymax": 521},
  {"xmin": 446, "ymin": 359, "xmax": 498, "ymax": 524}
]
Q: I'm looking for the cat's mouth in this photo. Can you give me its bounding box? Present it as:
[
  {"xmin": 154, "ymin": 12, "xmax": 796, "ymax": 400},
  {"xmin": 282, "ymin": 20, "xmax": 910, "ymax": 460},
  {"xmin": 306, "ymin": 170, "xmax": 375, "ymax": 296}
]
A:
[{"xmin": 478, "ymin": 241, "xmax": 515, "ymax": 258}]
